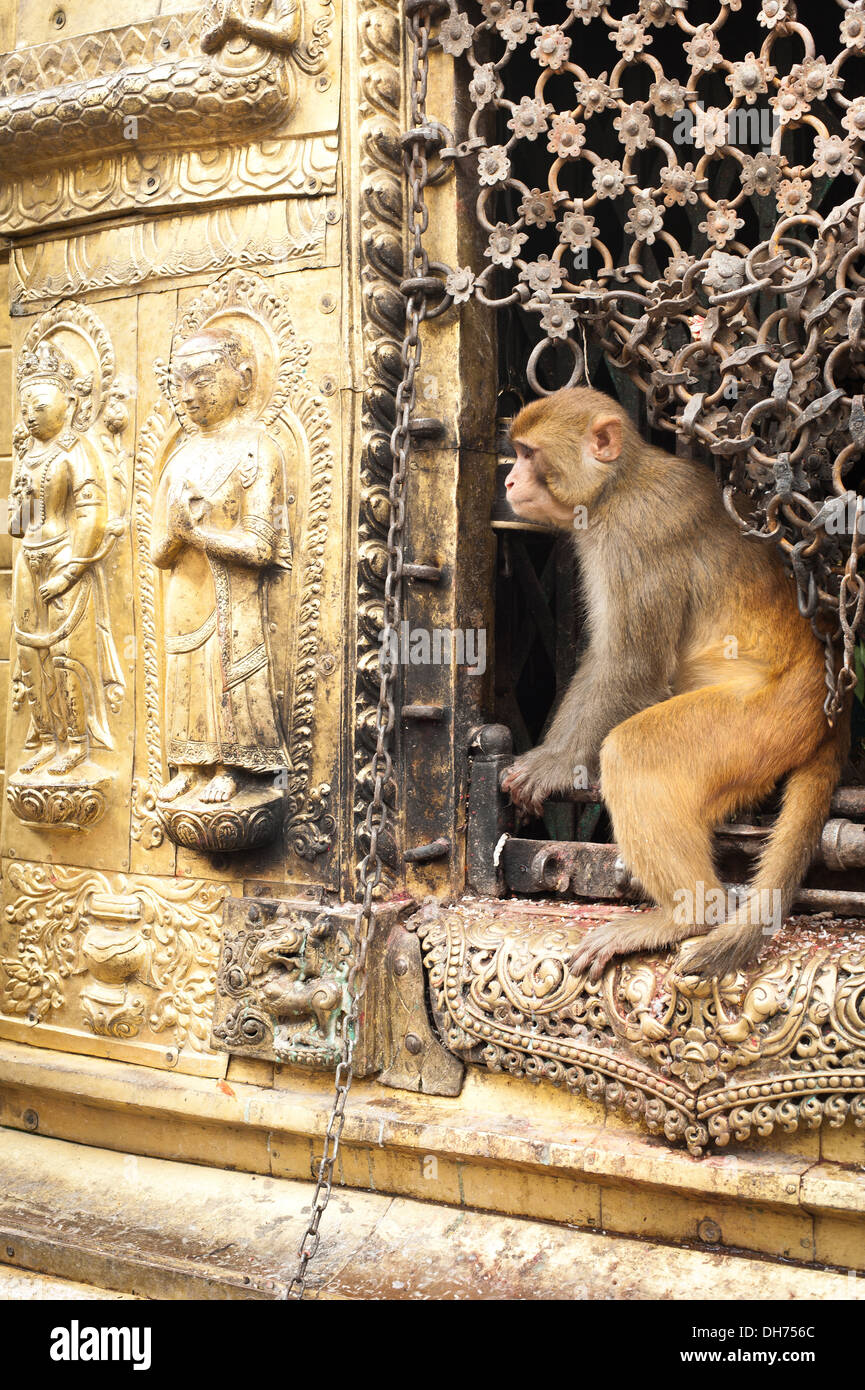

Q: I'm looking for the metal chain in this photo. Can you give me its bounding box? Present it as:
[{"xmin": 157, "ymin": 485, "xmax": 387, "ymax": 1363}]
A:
[{"xmin": 286, "ymin": 0, "xmax": 437, "ymax": 1301}]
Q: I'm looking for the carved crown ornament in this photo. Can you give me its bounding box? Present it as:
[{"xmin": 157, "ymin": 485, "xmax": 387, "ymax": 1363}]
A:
[
  {"xmin": 412, "ymin": 900, "xmax": 865, "ymax": 1155},
  {"xmin": 134, "ymin": 269, "xmax": 334, "ymax": 860},
  {"xmin": 0, "ymin": 1, "xmax": 334, "ymax": 176}
]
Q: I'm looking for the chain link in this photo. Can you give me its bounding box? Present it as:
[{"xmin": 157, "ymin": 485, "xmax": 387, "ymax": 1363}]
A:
[{"xmin": 286, "ymin": 2, "xmax": 437, "ymax": 1301}]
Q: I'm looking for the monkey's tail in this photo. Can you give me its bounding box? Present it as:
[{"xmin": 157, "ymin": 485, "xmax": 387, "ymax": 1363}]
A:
[{"xmin": 680, "ymin": 724, "xmax": 848, "ymax": 979}]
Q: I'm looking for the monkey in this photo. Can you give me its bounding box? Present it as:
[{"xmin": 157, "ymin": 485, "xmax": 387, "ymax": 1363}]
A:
[{"xmin": 500, "ymin": 386, "xmax": 849, "ymax": 982}]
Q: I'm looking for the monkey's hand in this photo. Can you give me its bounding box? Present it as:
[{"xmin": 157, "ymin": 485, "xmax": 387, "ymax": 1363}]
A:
[
  {"xmin": 567, "ymin": 922, "xmax": 640, "ymax": 983},
  {"xmin": 568, "ymin": 910, "xmax": 691, "ymax": 984},
  {"xmin": 500, "ymin": 746, "xmax": 583, "ymax": 817}
]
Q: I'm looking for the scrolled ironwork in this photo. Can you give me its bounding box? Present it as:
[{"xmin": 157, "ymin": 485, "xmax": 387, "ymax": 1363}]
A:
[{"xmin": 433, "ymin": 0, "xmax": 865, "ymax": 718}]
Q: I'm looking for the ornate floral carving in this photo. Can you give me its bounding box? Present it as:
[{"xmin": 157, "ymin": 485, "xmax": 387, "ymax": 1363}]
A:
[
  {"xmin": 413, "ymin": 902, "xmax": 865, "ymax": 1154},
  {"xmin": 10, "ymin": 200, "xmax": 327, "ymax": 310},
  {"xmin": 0, "ymin": 133, "xmax": 338, "ymax": 235},
  {"xmin": 0, "ymin": 862, "xmax": 228, "ymax": 1056},
  {"xmin": 0, "ymin": 13, "xmax": 205, "ymax": 96},
  {"xmin": 157, "ymin": 796, "xmax": 286, "ymax": 854}
]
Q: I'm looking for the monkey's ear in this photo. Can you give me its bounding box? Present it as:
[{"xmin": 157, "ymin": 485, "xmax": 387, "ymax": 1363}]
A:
[{"xmin": 589, "ymin": 415, "xmax": 622, "ymax": 463}]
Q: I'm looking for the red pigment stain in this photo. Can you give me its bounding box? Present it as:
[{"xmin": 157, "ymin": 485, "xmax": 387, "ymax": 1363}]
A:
[{"xmin": 217, "ymin": 1080, "xmax": 237, "ymax": 1099}]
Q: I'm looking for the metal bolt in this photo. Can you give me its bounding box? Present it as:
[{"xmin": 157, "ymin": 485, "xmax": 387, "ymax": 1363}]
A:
[
  {"xmin": 22, "ymin": 1109, "xmax": 38, "ymax": 1131},
  {"xmin": 698, "ymin": 1218, "xmax": 722, "ymax": 1244},
  {"xmin": 325, "ymin": 207, "xmax": 341, "ymax": 225},
  {"xmin": 319, "ymin": 294, "xmax": 336, "ymax": 314},
  {"xmin": 316, "ymin": 74, "xmax": 331, "ymax": 92},
  {"xmin": 320, "ymin": 376, "xmax": 336, "ymax": 396},
  {"xmin": 404, "ymin": 1033, "xmax": 422, "ymax": 1055},
  {"xmin": 52, "ymin": 9, "xmax": 65, "ymax": 27},
  {"xmin": 394, "ymin": 956, "xmax": 409, "ymax": 977},
  {"xmin": 320, "ymin": 654, "xmax": 335, "ymax": 673}
]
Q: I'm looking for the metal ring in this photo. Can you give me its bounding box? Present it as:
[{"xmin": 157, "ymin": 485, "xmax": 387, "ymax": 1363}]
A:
[{"xmin": 526, "ymin": 336, "xmax": 585, "ymax": 395}]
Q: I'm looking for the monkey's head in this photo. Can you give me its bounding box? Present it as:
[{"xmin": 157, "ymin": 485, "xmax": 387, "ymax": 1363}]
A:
[{"xmin": 506, "ymin": 387, "xmax": 627, "ymax": 526}]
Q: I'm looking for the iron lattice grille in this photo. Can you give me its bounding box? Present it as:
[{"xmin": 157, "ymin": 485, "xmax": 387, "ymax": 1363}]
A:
[{"xmin": 434, "ymin": 0, "xmax": 865, "ymax": 715}]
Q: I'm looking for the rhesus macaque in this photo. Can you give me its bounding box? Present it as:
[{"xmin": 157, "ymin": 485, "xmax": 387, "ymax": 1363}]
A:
[{"xmin": 501, "ymin": 387, "xmax": 848, "ymax": 981}]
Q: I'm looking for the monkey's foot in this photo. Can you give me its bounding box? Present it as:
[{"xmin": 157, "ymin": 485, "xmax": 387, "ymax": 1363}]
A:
[
  {"xmin": 500, "ymin": 747, "xmax": 586, "ymax": 817},
  {"xmin": 569, "ymin": 911, "xmax": 702, "ymax": 984},
  {"xmin": 199, "ymin": 772, "xmax": 239, "ymax": 804},
  {"xmin": 18, "ymin": 745, "xmax": 57, "ymax": 775},
  {"xmin": 47, "ymin": 745, "xmax": 88, "ymax": 777},
  {"xmin": 676, "ymin": 921, "xmax": 765, "ymax": 981},
  {"xmin": 157, "ymin": 770, "xmax": 194, "ymax": 804}
]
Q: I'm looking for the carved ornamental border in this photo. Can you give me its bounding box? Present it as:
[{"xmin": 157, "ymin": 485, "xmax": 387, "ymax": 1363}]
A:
[
  {"xmin": 412, "ymin": 900, "xmax": 865, "ymax": 1154},
  {"xmin": 353, "ymin": 0, "xmax": 405, "ymax": 893}
]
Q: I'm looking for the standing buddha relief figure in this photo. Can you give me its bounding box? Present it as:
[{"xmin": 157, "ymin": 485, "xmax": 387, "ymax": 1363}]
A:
[
  {"xmin": 151, "ymin": 327, "xmax": 293, "ymax": 853},
  {"xmin": 7, "ymin": 327, "xmax": 128, "ymax": 831}
]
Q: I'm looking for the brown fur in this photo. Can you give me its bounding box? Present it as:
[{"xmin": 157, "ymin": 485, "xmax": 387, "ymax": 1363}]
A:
[{"xmin": 500, "ymin": 387, "xmax": 848, "ymax": 981}]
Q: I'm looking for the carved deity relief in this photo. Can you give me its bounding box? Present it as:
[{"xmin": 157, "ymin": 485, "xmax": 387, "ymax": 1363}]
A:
[
  {"xmin": 152, "ymin": 326, "xmax": 292, "ymax": 848},
  {"xmin": 6, "ymin": 304, "xmax": 130, "ymax": 833},
  {"xmin": 135, "ymin": 270, "xmax": 335, "ymax": 859}
]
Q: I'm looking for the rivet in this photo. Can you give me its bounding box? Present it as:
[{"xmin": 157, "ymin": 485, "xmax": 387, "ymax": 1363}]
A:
[
  {"xmin": 320, "ymin": 375, "xmax": 336, "ymax": 396},
  {"xmin": 52, "ymin": 8, "xmax": 65, "ymax": 27},
  {"xmin": 404, "ymin": 1033, "xmax": 422, "ymax": 1054},
  {"xmin": 316, "ymin": 74, "xmax": 331, "ymax": 92},
  {"xmin": 321, "ymin": 654, "xmax": 335, "ymax": 673},
  {"xmin": 326, "ymin": 207, "xmax": 341, "ymax": 225},
  {"xmin": 319, "ymin": 294, "xmax": 336, "ymax": 314},
  {"xmin": 698, "ymin": 1218, "xmax": 722, "ymax": 1244},
  {"xmin": 22, "ymin": 1109, "xmax": 38, "ymax": 1131},
  {"xmin": 394, "ymin": 956, "xmax": 409, "ymax": 976}
]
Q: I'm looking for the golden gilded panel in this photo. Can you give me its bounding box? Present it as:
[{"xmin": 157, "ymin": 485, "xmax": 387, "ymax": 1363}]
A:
[
  {"xmin": 10, "ymin": 199, "xmax": 333, "ymax": 311},
  {"xmin": 0, "ymin": 0, "xmax": 341, "ymax": 234},
  {"xmin": 0, "ymin": 858, "xmax": 232, "ymax": 1075},
  {"xmin": 0, "ymin": 0, "xmax": 349, "ymax": 1076}
]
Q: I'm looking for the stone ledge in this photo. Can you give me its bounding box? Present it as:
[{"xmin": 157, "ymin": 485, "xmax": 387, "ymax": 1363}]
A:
[
  {"xmin": 0, "ymin": 1130, "xmax": 860, "ymax": 1301},
  {"xmin": 1, "ymin": 1040, "xmax": 863, "ymax": 1270}
]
